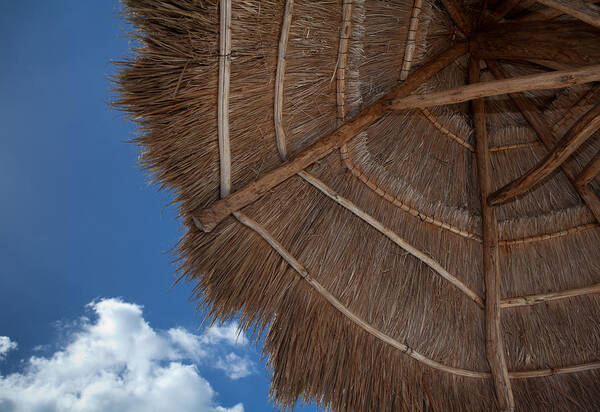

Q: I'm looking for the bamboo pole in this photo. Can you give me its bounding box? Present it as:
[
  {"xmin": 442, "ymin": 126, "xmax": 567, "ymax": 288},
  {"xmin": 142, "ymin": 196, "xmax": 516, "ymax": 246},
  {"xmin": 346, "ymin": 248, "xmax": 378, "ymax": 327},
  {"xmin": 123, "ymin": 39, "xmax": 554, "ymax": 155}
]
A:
[
  {"xmin": 439, "ymin": 0, "xmax": 472, "ymax": 35},
  {"xmin": 400, "ymin": 0, "xmax": 423, "ymax": 81},
  {"xmin": 336, "ymin": 0, "xmax": 353, "ymax": 124},
  {"xmin": 389, "ymin": 64, "xmax": 600, "ymax": 111},
  {"xmin": 488, "ymin": 103, "xmax": 600, "ymax": 206},
  {"xmin": 274, "ymin": 0, "xmax": 294, "ymax": 160},
  {"xmin": 218, "ymin": 0, "xmax": 232, "ymax": 198},
  {"xmin": 469, "ymin": 58, "xmax": 515, "ymax": 412},
  {"xmin": 485, "ymin": 60, "xmax": 600, "ymax": 222},
  {"xmin": 501, "ymin": 282, "xmax": 600, "ymax": 308},
  {"xmin": 193, "ymin": 42, "xmax": 468, "ymax": 232},
  {"xmin": 535, "ymin": 0, "xmax": 600, "ymax": 29}
]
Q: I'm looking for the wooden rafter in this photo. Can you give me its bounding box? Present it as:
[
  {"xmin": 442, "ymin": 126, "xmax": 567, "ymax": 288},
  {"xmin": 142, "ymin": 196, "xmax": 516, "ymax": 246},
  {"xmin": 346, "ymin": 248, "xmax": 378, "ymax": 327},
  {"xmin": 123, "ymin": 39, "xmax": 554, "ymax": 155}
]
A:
[
  {"xmin": 389, "ymin": 64, "xmax": 600, "ymax": 111},
  {"xmin": 439, "ymin": 0, "xmax": 472, "ymax": 35},
  {"xmin": 193, "ymin": 42, "xmax": 468, "ymax": 232},
  {"xmin": 336, "ymin": 0, "xmax": 353, "ymax": 124},
  {"xmin": 486, "ymin": 60, "xmax": 600, "ymax": 223},
  {"xmin": 501, "ymin": 282, "xmax": 600, "ymax": 308},
  {"xmin": 469, "ymin": 58, "xmax": 515, "ymax": 411},
  {"xmin": 274, "ymin": 0, "xmax": 294, "ymax": 160},
  {"xmin": 575, "ymin": 150, "xmax": 600, "ymax": 187},
  {"xmin": 487, "ymin": 0, "xmax": 521, "ymax": 23},
  {"xmin": 488, "ymin": 103, "xmax": 600, "ymax": 205},
  {"xmin": 517, "ymin": 0, "xmax": 600, "ymax": 21},
  {"xmin": 218, "ymin": 0, "xmax": 232, "ymax": 197},
  {"xmin": 535, "ymin": 0, "xmax": 600, "ymax": 29}
]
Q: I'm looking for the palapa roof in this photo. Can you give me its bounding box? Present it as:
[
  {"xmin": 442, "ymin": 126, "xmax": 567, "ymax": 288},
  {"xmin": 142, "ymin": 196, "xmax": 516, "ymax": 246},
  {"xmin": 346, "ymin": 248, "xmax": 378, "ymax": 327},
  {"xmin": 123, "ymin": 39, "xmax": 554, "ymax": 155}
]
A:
[{"xmin": 115, "ymin": 0, "xmax": 600, "ymax": 410}]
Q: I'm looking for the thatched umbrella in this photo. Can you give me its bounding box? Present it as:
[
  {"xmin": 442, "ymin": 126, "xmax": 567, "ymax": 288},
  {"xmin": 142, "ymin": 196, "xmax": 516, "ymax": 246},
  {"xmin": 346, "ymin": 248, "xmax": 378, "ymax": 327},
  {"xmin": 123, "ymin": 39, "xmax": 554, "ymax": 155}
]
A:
[{"xmin": 115, "ymin": 0, "xmax": 600, "ymax": 410}]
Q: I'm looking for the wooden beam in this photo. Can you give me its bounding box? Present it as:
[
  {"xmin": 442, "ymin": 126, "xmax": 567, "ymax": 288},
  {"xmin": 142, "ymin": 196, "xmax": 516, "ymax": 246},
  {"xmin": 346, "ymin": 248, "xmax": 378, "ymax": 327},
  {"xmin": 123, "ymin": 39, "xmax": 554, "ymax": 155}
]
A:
[
  {"xmin": 517, "ymin": 0, "xmax": 600, "ymax": 21},
  {"xmin": 336, "ymin": 0, "xmax": 353, "ymax": 123},
  {"xmin": 575, "ymin": 149, "xmax": 600, "ymax": 187},
  {"xmin": 488, "ymin": 103, "xmax": 600, "ymax": 205},
  {"xmin": 501, "ymin": 282, "xmax": 600, "ymax": 308},
  {"xmin": 469, "ymin": 58, "xmax": 515, "ymax": 412},
  {"xmin": 535, "ymin": 0, "xmax": 600, "ymax": 29},
  {"xmin": 192, "ymin": 42, "xmax": 468, "ymax": 232},
  {"xmin": 471, "ymin": 21, "xmax": 600, "ymax": 67},
  {"xmin": 487, "ymin": 0, "xmax": 521, "ymax": 23},
  {"xmin": 389, "ymin": 64, "xmax": 600, "ymax": 111},
  {"xmin": 485, "ymin": 60, "xmax": 600, "ymax": 222},
  {"xmin": 218, "ymin": 0, "xmax": 232, "ymax": 197},
  {"xmin": 439, "ymin": 0, "xmax": 472, "ymax": 35}
]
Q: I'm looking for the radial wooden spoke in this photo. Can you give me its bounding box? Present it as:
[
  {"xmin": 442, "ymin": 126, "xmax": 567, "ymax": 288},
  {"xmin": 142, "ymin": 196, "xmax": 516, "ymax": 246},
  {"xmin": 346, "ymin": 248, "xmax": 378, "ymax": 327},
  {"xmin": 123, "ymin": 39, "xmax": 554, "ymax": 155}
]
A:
[
  {"xmin": 336, "ymin": 0, "xmax": 353, "ymax": 124},
  {"xmin": 400, "ymin": 0, "xmax": 423, "ymax": 80},
  {"xmin": 536, "ymin": 0, "xmax": 600, "ymax": 29},
  {"xmin": 575, "ymin": 149, "xmax": 600, "ymax": 187},
  {"xmin": 389, "ymin": 64, "xmax": 600, "ymax": 111},
  {"xmin": 439, "ymin": 0, "xmax": 472, "ymax": 35},
  {"xmin": 469, "ymin": 58, "xmax": 515, "ymax": 411},
  {"xmin": 274, "ymin": 0, "xmax": 294, "ymax": 160},
  {"xmin": 489, "ymin": 104, "xmax": 600, "ymax": 205},
  {"xmin": 487, "ymin": 0, "xmax": 521, "ymax": 23},
  {"xmin": 501, "ymin": 282, "xmax": 600, "ymax": 308},
  {"xmin": 518, "ymin": 0, "xmax": 600, "ymax": 21},
  {"xmin": 486, "ymin": 60, "xmax": 600, "ymax": 223},
  {"xmin": 218, "ymin": 0, "xmax": 232, "ymax": 197},
  {"xmin": 193, "ymin": 42, "xmax": 468, "ymax": 232}
]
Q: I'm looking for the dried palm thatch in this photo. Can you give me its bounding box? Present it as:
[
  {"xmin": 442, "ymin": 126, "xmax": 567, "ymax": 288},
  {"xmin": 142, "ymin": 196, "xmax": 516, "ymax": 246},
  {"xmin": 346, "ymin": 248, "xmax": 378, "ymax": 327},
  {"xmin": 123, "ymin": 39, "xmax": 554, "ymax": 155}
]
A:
[{"xmin": 114, "ymin": 0, "xmax": 600, "ymax": 410}]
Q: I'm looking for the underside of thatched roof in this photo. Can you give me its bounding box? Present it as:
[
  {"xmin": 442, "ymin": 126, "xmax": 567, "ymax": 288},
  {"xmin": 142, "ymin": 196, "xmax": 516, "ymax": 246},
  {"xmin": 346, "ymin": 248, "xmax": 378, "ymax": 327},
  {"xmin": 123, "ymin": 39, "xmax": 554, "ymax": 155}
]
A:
[{"xmin": 115, "ymin": 1, "xmax": 600, "ymax": 410}]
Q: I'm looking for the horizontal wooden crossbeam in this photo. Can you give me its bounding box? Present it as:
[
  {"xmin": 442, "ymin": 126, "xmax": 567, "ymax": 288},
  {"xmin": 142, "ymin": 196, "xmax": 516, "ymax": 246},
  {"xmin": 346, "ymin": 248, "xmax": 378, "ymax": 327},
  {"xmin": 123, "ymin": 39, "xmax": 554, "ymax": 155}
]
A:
[
  {"xmin": 389, "ymin": 65, "xmax": 600, "ymax": 111},
  {"xmin": 192, "ymin": 42, "xmax": 468, "ymax": 232},
  {"xmin": 488, "ymin": 103, "xmax": 600, "ymax": 206}
]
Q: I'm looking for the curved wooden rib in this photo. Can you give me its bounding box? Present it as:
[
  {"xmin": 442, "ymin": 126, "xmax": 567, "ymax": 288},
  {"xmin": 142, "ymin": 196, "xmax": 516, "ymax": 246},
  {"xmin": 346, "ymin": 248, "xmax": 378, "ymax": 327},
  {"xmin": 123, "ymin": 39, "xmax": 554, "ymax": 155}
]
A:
[
  {"xmin": 489, "ymin": 142, "xmax": 539, "ymax": 152},
  {"xmin": 233, "ymin": 210, "xmax": 489, "ymax": 378},
  {"xmin": 488, "ymin": 103, "xmax": 600, "ymax": 206},
  {"xmin": 233, "ymin": 210, "xmax": 600, "ymax": 380},
  {"xmin": 499, "ymin": 223, "xmax": 598, "ymax": 246},
  {"xmin": 341, "ymin": 151, "xmax": 481, "ymax": 241},
  {"xmin": 274, "ymin": 0, "xmax": 294, "ymax": 160},
  {"xmin": 551, "ymin": 84, "xmax": 600, "ymax": 134},
  {"xmin": 535, "ymin": 0, "xmax": 600, "ymax": 29},
  {"xmin": 501, "ymin": 283, "xmax": 600, "ymax": 308},
  {"xmin": 218, "ymin": 0, "xmax": 232, "ymax": 197},
  {"xmin": 420, "ymin": 109, "xmax": 475, "ymax": 151},
  {"xmin": 400, "ymin": 0, "xmax": 423, "ymax": 81},
  {"xmin": 297, "ymin": 170, "xmax": 485, "ymax": 308}
]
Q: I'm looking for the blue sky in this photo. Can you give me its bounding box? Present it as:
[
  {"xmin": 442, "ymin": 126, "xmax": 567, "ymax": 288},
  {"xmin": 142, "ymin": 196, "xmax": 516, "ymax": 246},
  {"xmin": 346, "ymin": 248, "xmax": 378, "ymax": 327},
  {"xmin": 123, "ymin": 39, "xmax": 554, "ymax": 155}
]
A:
[{"xmin": 0, "ymin": 2, "xmax": 316, "ymax": 411}]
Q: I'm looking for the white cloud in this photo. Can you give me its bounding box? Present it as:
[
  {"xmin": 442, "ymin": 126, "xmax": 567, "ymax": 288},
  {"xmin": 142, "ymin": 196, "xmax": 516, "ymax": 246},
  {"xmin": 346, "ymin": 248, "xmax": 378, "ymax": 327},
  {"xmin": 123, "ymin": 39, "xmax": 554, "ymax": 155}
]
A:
[
  {"xmin": 214, "ymin": 353, "xmax": 254, "ymax": 380},
  {"xmin": 202, "ymin": 323, "xmax": 247, "ymax": 346},
  {"xmin": 0, "ymin": 298, "xmax": 252, "ymax": 412},
  {"xmin": 0, "ymin": 337, "xmax": 17, "ymax": 360}
]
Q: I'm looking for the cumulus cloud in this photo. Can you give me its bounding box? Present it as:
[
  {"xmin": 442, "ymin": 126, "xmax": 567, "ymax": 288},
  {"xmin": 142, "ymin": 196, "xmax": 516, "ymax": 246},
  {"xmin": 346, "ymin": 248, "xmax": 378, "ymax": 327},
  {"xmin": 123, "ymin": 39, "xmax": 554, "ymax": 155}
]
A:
[
  {"xmin": 0, "ymin": 298, "xmax": 254, "ymax": 412},
  {"xmin": 0, "ymin": 337, "xmax": 17, "ymax": 360}
]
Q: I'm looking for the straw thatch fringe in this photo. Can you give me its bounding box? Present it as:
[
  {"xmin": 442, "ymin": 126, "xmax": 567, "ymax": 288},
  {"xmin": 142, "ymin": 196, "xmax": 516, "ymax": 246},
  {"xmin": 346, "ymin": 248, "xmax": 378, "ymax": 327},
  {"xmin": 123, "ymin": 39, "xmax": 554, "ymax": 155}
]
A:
[
  {"xmin": 297, "ymin": 170, "xmax": 485, "ymax": 307},
  {"xmin": 274, "ymin": 0, "xmax": 293, "ymax": 160},
  {"xmin": 218, "ymin": 0, "xmax": 232, "ymax": 197},
  {"xmin": 400, "ymin": 0, "xmax": 424, "ymax": 81}
]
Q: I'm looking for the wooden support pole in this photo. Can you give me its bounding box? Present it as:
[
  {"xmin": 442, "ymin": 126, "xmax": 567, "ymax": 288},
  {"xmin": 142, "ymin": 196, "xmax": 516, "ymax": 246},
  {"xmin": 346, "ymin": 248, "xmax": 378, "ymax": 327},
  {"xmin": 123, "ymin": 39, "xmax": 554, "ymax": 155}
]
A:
[
  {"xmin": 218, "ymin": 0, "xmax": 232, "ymax": 198},
  {"xmin": 575, "ymin": 150, "xmax": 600, "ymax": 188},
  {"xmin": 389, "ymin": 64, "xmax": 600, "ymax": 111},
  {"xmin": 486, "ymin": 60, "xmax": 600, "ymax": 222},
  {"xmin": 471, "ymin": 21, "xmax": 600, "ymax": 67},
  {"xmin": 274, "ymin": 0, "xmax": 294, "ymax": 160},
  {"xmin": 439, "ymin": 0, "xmax": 472, "ymax": 35},
  {"xmin": 336, "ymin": 0, "xmax": 353, "ymax": 124},
  {"xmin": 193, "ymin": 42, "xmax": 468, "ymax": 232},
  {"xmin": 535, "ymin": 0, "xmax": 600, "ymax": 29},
  {"xmin": 469, "ymin": 58, "xmax": 515, "ymax": 411},
  {"xmin": 489, "ymin": 103, "xmax": 600, "ymax": 205}
]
